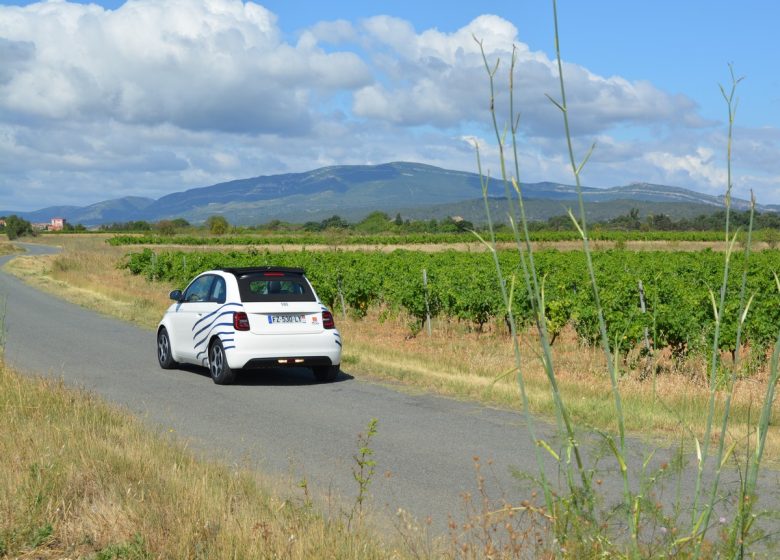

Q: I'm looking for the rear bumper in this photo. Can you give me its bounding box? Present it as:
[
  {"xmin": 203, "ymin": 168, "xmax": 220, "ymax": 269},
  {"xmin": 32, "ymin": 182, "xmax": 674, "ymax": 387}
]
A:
[
  {"xmin": 243, "ymin": 356, "xmax": 334, "ymax": 369},
  {"xmin": 224, "ymin": 330, "xmax": 341, "ymax": 370}
]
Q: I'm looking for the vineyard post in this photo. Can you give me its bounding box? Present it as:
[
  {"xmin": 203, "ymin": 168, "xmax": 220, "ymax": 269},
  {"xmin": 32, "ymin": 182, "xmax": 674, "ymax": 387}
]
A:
[
  {"xmin": 337, "ymin": 273, "xmax": 347, "ymax": 320},
  {"xmin": 423, "ymin": 268, "xmax": 432, "ymax": 337},
  {"xmin": 638, "ymin": 280, "xmax": 650, "ymax": 352}
]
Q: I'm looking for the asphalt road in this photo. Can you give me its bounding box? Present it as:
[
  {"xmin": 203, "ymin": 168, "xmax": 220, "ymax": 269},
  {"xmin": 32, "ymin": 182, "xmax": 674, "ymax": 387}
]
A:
[{"xmin": 2, "ymin": 243, "xmax": 778, "ymax": 539}]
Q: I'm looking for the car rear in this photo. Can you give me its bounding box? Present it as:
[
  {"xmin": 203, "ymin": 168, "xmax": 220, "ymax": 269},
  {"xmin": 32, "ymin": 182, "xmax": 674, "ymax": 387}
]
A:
[{"xmin": 221, "ymin": 268, "xmax": 342, "ymax": 372}]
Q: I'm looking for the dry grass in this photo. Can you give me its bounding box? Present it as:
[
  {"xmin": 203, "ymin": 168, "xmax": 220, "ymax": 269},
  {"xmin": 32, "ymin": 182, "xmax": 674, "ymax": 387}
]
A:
[
  {"xmin": 340, "ymin": 312, "xmax": 780, "ymax": 461},
  {"xmin": 0, "ymin": 360, "xmax": 419, "ymax": 559},
  {"xmin": 6, "ymin": 235, "xmax": 173, "ymax": 330},
  {"xmin": 0, "ymin": 241, "xmax": 21, "ymax": 256},
  {"xmin": 6, "ymin": 235, "xmax": 780, "ymax": 461},
  {"xmin": 0, "ymin": 358, "xmax": 564, "ymax": 559}
]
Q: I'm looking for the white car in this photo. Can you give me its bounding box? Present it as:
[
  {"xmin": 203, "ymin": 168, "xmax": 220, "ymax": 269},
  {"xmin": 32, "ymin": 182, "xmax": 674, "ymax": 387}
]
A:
[{"xmin": 156, "ymin": 266, "xmax": 341, "ymax": 384}]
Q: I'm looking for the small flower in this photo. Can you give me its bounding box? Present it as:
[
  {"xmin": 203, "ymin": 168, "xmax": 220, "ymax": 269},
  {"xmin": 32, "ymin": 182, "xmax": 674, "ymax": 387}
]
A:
[
  {"xmin": 660, "ymin": 526, "xmax": 668, "ymax": 535},
  {"xmin": 719, "ymin": 516, "xmax": 727, "ymax": 524}
]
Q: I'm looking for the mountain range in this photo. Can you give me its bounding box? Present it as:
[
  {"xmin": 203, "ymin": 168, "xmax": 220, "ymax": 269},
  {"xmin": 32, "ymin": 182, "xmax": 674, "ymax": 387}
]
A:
[{"xmin": 3, "ymin": 162, "xmax": 772, "ymax": 226}]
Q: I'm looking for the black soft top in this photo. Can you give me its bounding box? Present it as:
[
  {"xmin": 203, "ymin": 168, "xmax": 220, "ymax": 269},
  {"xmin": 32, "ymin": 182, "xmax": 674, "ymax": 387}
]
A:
[{"xmin": 220, "ymin": 266, "xmax": 305, "ymax": 276}]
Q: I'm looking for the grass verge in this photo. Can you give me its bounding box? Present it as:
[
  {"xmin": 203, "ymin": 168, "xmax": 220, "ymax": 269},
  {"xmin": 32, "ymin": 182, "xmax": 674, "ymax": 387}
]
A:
[
  {"xmin": 0, "ymin": 242, "xmax": 22, "ymax": 256},
  {"xmin": 0, "ymin": 359, "xmax": 411, "ymax": 559}
]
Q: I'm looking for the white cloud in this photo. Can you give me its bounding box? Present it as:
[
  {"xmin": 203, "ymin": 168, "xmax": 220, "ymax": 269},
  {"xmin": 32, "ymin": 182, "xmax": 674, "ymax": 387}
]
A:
[
  {"xmin": 355, "ymin": 14, "xmax": 703, "ymax": 137},
  {"xmin": 643, "ymin": 148, "xmax": 726, "ymax": 190},
  {"xmin": 0, "ymin": 0, "xmax": 372, "ymax": 133}
]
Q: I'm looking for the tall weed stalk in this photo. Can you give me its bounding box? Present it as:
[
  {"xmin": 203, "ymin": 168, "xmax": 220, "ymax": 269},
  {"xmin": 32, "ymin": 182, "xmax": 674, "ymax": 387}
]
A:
[
  {"xmin": 475, "ymin": 1, "xmax": 777, "ymax": 557},
  {"xmin": 474, "ymin": 20, "xmax": 603, "ymax": 555}
]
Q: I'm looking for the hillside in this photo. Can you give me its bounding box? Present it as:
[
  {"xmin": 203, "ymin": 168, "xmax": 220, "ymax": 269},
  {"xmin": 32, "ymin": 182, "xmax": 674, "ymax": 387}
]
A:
[{"xmin": 3, "ymin": 162, "xmax": 770, "ymax": 226}]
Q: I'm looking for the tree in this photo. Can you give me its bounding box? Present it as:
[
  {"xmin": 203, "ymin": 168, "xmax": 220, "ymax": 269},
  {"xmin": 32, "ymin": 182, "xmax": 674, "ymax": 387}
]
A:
[
  {"xmin": 440, "ymin": 216, "xmax": 473, "ymax": 233},
  {"xmin": 4, "ymin": 215, "xmax": 34, "ymax": 240},
  {"xmin": 355, "ymin": 211, "xmax": 391, "ymax": 233},
  {"xmin": 647, "ymin": 213, "xmax": 674, "ymax": 231},
  {"xmin": 155, "ymin": 220, "xmax": 177, "ymax": 236},
  {"xmin": 170, "ymin": 218, "xmax": 190, "ymax": 229},
  {"xmin": 394, "ymin": 213, "xmax": 403, "ymax": 226},
  {"xmin": 320, "ymin": 215, "xmax": 349, "ymax": 230},
  {"xmin": 206, "ymin": 215, "xmax": 230, "ymax": 235},
  {"xmin": 62, "ymin": 222, "xmax": 87, "ymax": 232}
]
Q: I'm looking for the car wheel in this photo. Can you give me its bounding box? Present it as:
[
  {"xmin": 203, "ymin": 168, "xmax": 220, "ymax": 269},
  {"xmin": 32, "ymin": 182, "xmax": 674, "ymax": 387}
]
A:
[
  {"xmin": 157, "ymin": 328, "xmax": 178, "ymax": 369},
  {"xmin": 313, "ymin": 365, "xmax": 339, "ymax": 383},
  {"xmin": 209, "ymin": 339, "xmax": 237, "ymax": 385}
]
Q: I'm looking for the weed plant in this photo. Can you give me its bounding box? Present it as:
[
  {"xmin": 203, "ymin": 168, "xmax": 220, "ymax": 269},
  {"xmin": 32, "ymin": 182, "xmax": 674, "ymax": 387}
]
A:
[{"xmin": 472, "ymin": 1, "xmax": 778, "ymax": 557}]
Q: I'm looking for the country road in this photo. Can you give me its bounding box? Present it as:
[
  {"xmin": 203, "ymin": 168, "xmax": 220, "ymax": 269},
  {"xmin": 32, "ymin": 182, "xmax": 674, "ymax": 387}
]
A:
[{"xmin": 2, "ymin": 242, "xmax": 779, "ymax": 540}]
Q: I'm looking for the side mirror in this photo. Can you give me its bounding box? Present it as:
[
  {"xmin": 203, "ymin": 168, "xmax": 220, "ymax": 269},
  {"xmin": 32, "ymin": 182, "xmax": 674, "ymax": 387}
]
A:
[{"xmin": 169, "ymin": 289, "xmax": 183, "ymax": 302}]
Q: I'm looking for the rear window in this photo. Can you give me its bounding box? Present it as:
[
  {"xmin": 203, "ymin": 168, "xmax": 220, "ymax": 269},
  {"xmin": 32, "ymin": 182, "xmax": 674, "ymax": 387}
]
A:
[{"xmin": 237, "ymin": 274, "xmax": 316, "ymax": 302}]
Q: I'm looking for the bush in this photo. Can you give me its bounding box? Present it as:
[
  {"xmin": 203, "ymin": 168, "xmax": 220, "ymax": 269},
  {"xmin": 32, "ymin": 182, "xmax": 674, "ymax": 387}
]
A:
[
  {"xmin": 3, "ymin": 215, "xmax": 34, "ymax": 240},
  {"xmin": 206, "ymin": 215, "xmax": 229, "ymax": 235}
]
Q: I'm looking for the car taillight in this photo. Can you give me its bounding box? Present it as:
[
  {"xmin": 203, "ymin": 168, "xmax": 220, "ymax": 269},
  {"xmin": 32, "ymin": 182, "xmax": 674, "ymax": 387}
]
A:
[
  {"xmin": 322, "ymin": 310, "xmax": 335, "ymax": 329},
  {"xmin": 233, "ymin": 311, "xmax": 250, "ymax": 331}
]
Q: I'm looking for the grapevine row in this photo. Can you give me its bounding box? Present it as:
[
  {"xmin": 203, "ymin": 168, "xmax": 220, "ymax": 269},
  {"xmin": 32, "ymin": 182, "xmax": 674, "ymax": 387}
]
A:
[
  {"xmin": 106, "ymin": 229, "xmax": 758, "ymax": 247},
  {"xmin": 123, "ymin": 248, "xmax": 780, "ymax": 357}
]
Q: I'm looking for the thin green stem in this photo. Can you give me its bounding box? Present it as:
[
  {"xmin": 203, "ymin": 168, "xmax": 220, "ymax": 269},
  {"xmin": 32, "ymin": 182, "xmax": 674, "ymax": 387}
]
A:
[
  {"xmin": 692, "ymin": 67, "xmax": 741, "ymax": 546},
  {"xmin": 550, "ymin": 0, "xmax": 634, "ymax": 547},
  {"xmin": 478, "ymin": 36, "xmax": 595, "ymax": 514},
  {"xmin": 474, "ymin": 145, "xmax": 555, "ymax": 517}
]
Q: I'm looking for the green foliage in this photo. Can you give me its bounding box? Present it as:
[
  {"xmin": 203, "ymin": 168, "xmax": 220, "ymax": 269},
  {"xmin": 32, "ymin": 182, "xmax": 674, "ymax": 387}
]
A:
[
  {"xmin": 107, "ymin": 228, "xmax": 764, "ymax": 249},
  {"xmin": 3, "ymin": 215, "xmax": 34, "ymax": 240},
  {"xmin": 99, "ymin": 221, "xmax": 152, "ymax": 232},
  {"xmin": 122, "ymin": 247, "xmax": 780, "ymax": 357},
  {"xmin": 62, "ymin": 222, "xmax": 87, "ymax": 232},
  {"xmin": 90, "ymin": 535, "xmax": 151, "ymax": 560},
  {"xmin": 27, "ymin": 523, "xmax": 53, "ymax": 548},
  {"xmin": 349, "ymin": 418, "xmax": 378, "ymax": 528},
  {"xmin": 205, "ymin": 215, "xmax": 229, "ymax": 236},
  {"xmin": 155, "ymin": 220, "xmax": 177, "ymax": 236},
  {"xmin": 353, "ymin": 211, "xmax": 392, "ymax": 233}
]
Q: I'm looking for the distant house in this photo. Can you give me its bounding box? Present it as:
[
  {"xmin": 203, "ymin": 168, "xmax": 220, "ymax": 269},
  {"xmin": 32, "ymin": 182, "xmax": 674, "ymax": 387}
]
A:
[
  {"xmin": 0, "ymin": 219, "xmax": 5, "ymax": 227},
  {"xmin": 50, "ymin": 217, "xmax": 65, "ymax": 231}
]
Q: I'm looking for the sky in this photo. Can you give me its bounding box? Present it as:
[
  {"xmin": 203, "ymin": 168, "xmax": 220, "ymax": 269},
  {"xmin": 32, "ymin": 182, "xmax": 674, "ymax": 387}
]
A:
[{"xmin": 1, "ymin": 0, "xmax": 778, "ymax": 212}]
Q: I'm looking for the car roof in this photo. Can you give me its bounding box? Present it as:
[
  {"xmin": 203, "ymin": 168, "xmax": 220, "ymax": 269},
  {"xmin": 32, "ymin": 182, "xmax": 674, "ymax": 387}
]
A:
[{"xmin": 219, "ymin": 266, "xmax": 306, "ymax": 276}]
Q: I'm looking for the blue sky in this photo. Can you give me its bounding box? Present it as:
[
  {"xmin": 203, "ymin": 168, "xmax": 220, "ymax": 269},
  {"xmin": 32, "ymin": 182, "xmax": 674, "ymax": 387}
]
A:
[{"xmin": 1, "ymin": 0, "xmax": 778, "ymax": 211}]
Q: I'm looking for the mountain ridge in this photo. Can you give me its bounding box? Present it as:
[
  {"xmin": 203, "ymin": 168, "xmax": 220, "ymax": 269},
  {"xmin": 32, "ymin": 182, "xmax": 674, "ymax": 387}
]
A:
[{"xmin": 2, "ymin": 162, "xmax": 772, "ymax": 226}]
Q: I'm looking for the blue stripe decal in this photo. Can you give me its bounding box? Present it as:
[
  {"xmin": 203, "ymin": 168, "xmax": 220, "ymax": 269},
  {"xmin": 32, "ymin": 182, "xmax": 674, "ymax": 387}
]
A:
[
  {"xmin": 223, "ymin": 345, "xmax": 236, "ymax": 351},
  {"xmin": 333, "ymin": 333, "xmax": 341, "ymax": 339},
  {"xmin": 191, "ymin": 302, "xmax": 243, "ymax": 331},
  {"xmin": 193, "ymin": 310, "xmax": 239, "ymax": 341},
  {"xmin": 335, "ymin": 340, "xmax": 342, "ymax": 347},
  {"xmin": 193, "ymin": 322, "xmax": 234, "ymax": 351},
  {"xmin": 194, "ymin": 329, "xmax": 237, "ymax": 361}
]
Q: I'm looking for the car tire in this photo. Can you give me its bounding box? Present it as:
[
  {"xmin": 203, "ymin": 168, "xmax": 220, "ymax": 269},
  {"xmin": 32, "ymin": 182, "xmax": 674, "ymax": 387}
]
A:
[
  {"xmin": 157, "ymin": 328, "xmax": 178, "ymax": 370},
  {"xmin": 209, "ymin": 339, "xmax": 237, "ymax": 385},
  {"xmin": 313, "ymin": 365, "xmax": 339, "ymax": 383}
]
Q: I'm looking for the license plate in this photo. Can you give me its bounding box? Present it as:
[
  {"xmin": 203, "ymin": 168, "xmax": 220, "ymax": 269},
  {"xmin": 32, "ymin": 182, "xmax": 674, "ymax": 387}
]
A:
[{"xmin": 269, "ymin": 314, "xmax": 306, "ymax": 324}]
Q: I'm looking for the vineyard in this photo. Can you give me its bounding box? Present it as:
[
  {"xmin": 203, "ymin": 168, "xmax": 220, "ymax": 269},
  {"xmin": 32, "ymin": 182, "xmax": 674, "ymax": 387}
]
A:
[
  {"xmin": 104, "ymin": 229, "xmax": 771, "ymax": 247},
  {"xmin": 124, "ymin": 247, "xmax": 780, "ymax": 360}
]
